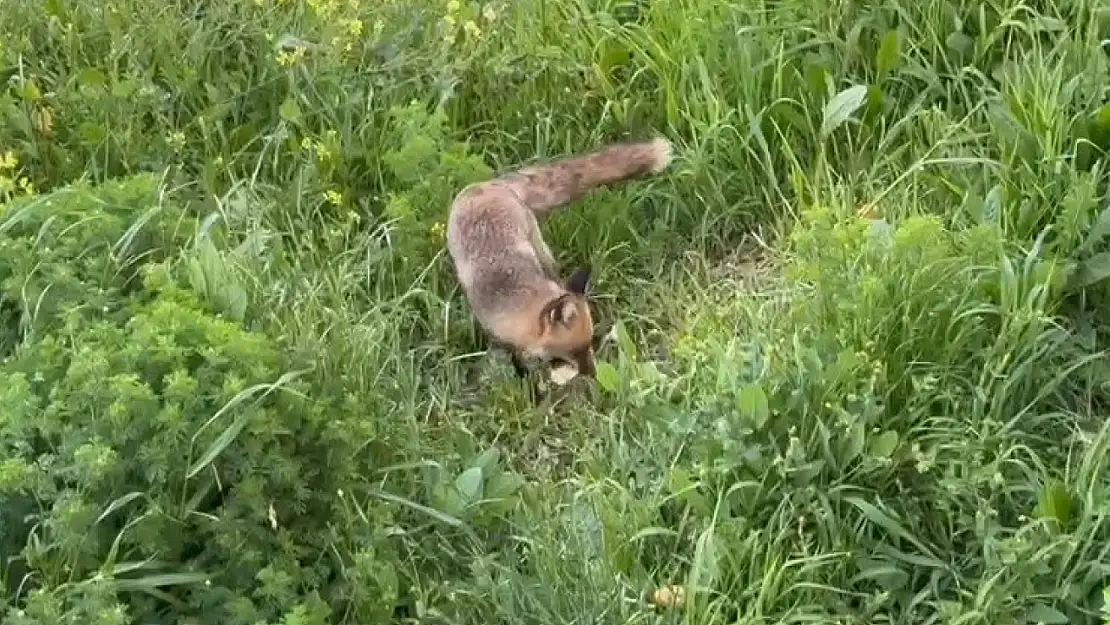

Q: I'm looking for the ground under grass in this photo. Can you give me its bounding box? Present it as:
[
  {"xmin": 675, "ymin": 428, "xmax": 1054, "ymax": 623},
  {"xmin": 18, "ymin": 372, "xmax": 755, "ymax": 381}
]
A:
[{"xmin": 2, "ymin": 0, "xmax": 1110, "ymax": 623}]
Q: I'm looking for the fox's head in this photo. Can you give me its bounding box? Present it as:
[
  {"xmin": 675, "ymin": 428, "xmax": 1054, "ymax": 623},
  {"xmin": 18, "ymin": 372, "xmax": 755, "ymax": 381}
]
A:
[{"xmin": 538, "ymin": 266, "xmax": 596, "ymax": 377}]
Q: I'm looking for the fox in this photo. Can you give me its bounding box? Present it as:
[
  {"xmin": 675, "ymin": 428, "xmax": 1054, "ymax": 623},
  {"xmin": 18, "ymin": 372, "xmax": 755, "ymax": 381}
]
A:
[{"xmin": 446, "ymin": 136, "xmax": 673, "ymax": 380}]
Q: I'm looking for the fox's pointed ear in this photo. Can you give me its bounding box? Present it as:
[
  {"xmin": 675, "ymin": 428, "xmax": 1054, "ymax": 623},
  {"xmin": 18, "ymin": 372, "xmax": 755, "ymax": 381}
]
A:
[
  {"xmin": 566, "ymin": 266, "xmax": 591, "ymax": 295},
  {"xmin": 544, "ymin": 294, "xmax": 578, "ymax": 327}
]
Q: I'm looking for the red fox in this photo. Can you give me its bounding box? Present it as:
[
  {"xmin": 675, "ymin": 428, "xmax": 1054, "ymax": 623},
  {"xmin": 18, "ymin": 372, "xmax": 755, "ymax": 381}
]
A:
[{"xmin": 447, "ymin": 137, "xmax": 673, "ymax": 380}]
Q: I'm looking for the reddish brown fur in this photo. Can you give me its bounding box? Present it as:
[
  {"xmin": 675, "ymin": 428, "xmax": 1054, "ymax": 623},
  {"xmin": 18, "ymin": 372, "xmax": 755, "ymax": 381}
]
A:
[{"xmin": 447, "ymin": 137, "xmax": 673, "ymax": 377}]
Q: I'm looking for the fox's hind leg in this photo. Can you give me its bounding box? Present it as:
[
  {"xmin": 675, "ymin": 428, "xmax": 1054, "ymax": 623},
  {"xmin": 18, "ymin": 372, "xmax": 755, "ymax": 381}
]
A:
[
  {"xmin": 524, "ymin": 212, "xmax": 559, "ymax": 279},
  {"xmin": 530, "ymin": 225, "xmax": 560, "ymax": 279}
]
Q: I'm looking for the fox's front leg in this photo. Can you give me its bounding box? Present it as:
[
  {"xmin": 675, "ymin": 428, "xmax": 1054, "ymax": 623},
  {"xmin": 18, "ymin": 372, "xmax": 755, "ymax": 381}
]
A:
[
  {"xmin": 485, "ymin": 335, "xmax": 532, "ymax": 378},
  {"xmin": 507, "ymin": 350, "xmax": 530, "ymax": 378}
]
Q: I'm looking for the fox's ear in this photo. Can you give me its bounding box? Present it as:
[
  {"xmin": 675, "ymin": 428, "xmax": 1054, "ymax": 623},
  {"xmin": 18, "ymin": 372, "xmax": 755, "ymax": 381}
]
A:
[
  {"xmin": 566, "ymin": 266, "xmax": 591, "ymax": 295},
  {"xmin": 544, "ymin": 294, "xmax": 578, "ymax": 327}
]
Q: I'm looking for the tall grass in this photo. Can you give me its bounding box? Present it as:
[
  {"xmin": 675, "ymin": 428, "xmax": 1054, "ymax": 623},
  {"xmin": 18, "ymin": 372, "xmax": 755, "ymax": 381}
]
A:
[{"xmin": 2, "ymin": 0, "xmax": 1110, "ymax": 623}]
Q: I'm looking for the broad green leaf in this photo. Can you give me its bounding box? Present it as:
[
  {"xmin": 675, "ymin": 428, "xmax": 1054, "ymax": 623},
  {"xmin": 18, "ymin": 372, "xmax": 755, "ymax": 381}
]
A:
[
  {"xmin": 77, "ymin": 121, "xmax": 107, "ymax": 144},
  {"xmin": 1033, "ymin": 481, "xmax": 1075, "ymax": 530},
  {"xmin": 75, "ymin": 67, "xmax": 108, "ymax": 89},
  {"xmin": 484, "ymin": 471, "xmax": 524, "ymax": 499},
  {"xmin": 1034, "ymin": 259, "xmax": 1067, "ymax": 297},
  {"xmin": 843, "ymin": 420, "xmax": 866, "ymax": 465},
  {"xmin": 431, "ymin": 480, "xmax": 464, "ymax": 517},
  {"xmin": 820, "ymin": 84, "xmax": 868, "ymax": 139},
  {"xmin": 279, "ymin": 96, "xmax": 302, "ymax": 123},
  {"xmin": 666, "ymin": 467, "xmax": 712, "ymax": 518},
  {"xmin": 185, "ymin": 257, "xmax": 207, "ymax": 295},
  {"xmin": 387, "ymin": 485, "xmax": 465, "ymax": 527},
  {"xmin": 852, "ymin": 557, "xmax": 910, "ymax": 591},
  {"xmin": 1068, "ymin": 252, "xmax": 1110, "ymax": 290},
  {"xmin": 961, "ymin": 189, "xmax": 985, "ymax": 222},
  {"xmin": 869, "ymin": 430, "xmax": 899, "ymax": 459},
  {"xmin": 595, "ymin": 361, "xmax": 621, "ymax": 392},
  {"xmin": 1078, "ymin": 205, "xmax": 1110, "ymax": 253},
  {"xmin": 802, "ymin": 55, "xmax": 829, "ymax": 99},
  {"xmin": 876, "ymin": 30, "xmax": 901, "ymax": 78},
  {"xmin": 455, "ymin": 466, "xmax": 484, "ymax": 504},
  {"xmin": 111, "ymin": 79, "xmax": 139, "ymax": 99},
  {"xmin": 945, "ymin": 31, "xmax": 974, "ymax": 56},
  {"xmin": 15, "ymin": 81, "xmax": 41, "ymax": 101},
  {"xmin": 688, "ymin": 524, "xmax": 718, "ymax": 602},
  {"xmin": 771, "ymin": 100, "xmax": 810, "ymax": 134},
  {"xmin": 474, "ymin": 447, "xmax": 501, "ymax": 473},
  {"xmin": 1026, "ymin": 603, "xmax": 1069, "ymax": 624},
  {"xmin": 1096, "ymin": 103, "xmax": 1110, "ymax": 129},
  {"xmin": 614, "ymin": 320, "xmax": 639, "ymax": 362},
  {"xmin": 597, "ymin": 38, "xmax": 631, "ymax": 74},
  {"xmin": 737, "ymin": 383, "xmax": 770, "ymax": 428},
  {"xmin": 223, "ymin": 284, "xmax": 248, "ymax": 322},
  {"xmin": 983, "ymin": 184, "xmax": 1003, "ymax": 224},
  {"xmin": 864, "ymin": 84, "xmax": 885, "ymax": 120},
  {"xmin": 665, "ymin": 466, "xmax": 694, "ymax": 494}
]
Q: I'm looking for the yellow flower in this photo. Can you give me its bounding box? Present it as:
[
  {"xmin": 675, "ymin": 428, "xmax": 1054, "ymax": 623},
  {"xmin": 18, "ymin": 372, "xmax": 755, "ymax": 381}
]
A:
[
  {"xmin": 276, "ymin": 46, "xmax": 306, "ymax": 66},
  {"xmin": 325, "ymin": 189, "xmax": 343, "ymax": 206},
  {"xmin": 446, "ymin": 0, "xmax": 461, "ymax": 12},
  {"xmin": 307, "ymin": 0, "xmax": 341, "ymax": 18},
  {"xmin": 463, "ymin": 20, "xmax": 481, "ymax": 38},
  {"xmin": 167, "ymin": 131, "xmax": 186, "ymax": 151}
]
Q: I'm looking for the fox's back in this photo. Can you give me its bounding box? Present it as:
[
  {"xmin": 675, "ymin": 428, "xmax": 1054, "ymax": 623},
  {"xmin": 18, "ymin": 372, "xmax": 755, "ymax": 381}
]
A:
[{"xmin": 447, "ymin": 182, "xmax": 548, "ymax": 314}]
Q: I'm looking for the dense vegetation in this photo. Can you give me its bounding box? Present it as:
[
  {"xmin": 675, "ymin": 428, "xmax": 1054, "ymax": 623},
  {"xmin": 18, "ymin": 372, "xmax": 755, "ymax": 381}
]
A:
[{"xmin": 2, "ymin": 0, "xmax": 1110, "ymax": 623}]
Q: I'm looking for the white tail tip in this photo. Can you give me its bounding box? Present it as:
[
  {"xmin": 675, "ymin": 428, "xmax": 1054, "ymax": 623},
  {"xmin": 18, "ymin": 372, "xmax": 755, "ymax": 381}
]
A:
[{"xmin": 646, "ymin": 137, "xmax": 673, "ymax": 173}]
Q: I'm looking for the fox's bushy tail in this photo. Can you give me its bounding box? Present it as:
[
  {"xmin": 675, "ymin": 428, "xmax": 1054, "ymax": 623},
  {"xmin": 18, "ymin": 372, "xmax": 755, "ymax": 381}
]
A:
[{"xmin": 497, "ymin": 137, "xmax": 673, "ymax": 217}]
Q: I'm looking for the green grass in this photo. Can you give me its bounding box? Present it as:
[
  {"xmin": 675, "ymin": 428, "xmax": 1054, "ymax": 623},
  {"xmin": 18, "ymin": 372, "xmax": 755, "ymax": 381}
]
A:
[{"xmin": 3, "ymin": 0, "xmax": 1110, "ymax": 623}]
